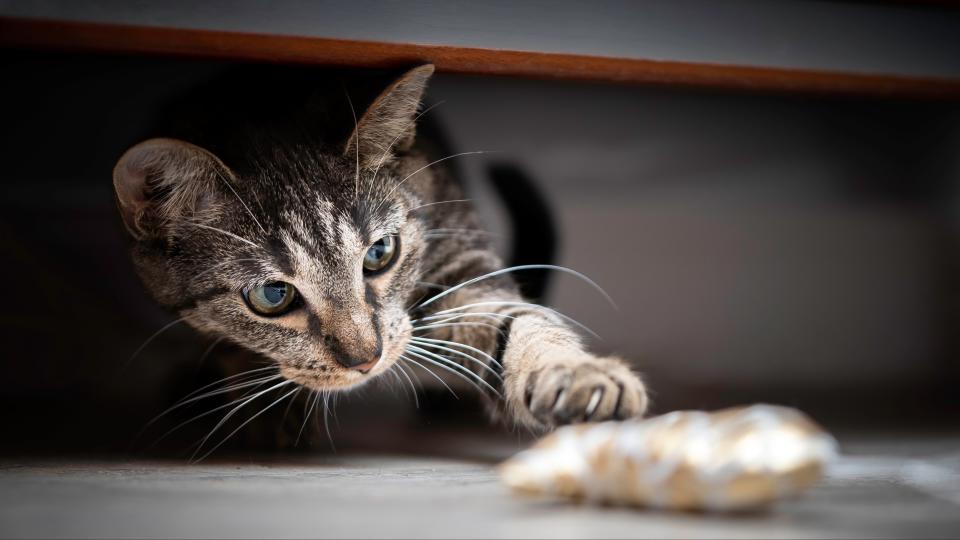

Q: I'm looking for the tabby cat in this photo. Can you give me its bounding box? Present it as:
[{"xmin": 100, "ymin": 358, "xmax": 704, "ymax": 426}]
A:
[{"xmin": 113, "ymin": 65, "xmax": 647, "ymax": 452}]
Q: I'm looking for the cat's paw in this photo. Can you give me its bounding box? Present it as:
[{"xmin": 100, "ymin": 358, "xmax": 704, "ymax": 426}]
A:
[{"xmin": 516, "ymin": 356, "xmax": 647, "ymax": 429}]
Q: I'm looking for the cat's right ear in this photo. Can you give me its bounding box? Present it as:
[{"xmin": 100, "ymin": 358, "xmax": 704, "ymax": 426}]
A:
[{"xmin": 113, "ymin": 138, "xmax": 228, "ymax": 240}]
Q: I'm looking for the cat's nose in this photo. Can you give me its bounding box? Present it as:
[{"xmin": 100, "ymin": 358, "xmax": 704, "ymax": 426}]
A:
[
  {"xmin": 336, "ymin": 355, "xmax": 380, "ymax": 374},
  {"xmin": 324, "ymin": 330, "xmax": 380, "ymax": 372}
]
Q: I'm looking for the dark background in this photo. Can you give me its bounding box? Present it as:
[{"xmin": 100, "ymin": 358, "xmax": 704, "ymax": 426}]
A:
[{"xmin": 1, "ymin": 48, "xmax": 958, "ymax": 455}]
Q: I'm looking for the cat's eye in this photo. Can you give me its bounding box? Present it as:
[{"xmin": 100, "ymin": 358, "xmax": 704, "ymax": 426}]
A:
[
  {"xmin": 363, "ymin": 235, "xmax": 398, "ymax": 274},
  {"xmin": 243, "ymin": 281, "xmax": 298, "ymax": 316}
]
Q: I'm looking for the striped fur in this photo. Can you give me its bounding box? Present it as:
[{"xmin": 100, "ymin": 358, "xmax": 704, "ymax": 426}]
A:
[{"xmin": 113, "ymin": 65, "xmax": 647, "ymax": 447}]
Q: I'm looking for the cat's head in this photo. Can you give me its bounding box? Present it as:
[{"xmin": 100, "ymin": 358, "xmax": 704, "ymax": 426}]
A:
[{"xmin": 113, "ymin": 65, "xmax": 437, "ymax": 390}]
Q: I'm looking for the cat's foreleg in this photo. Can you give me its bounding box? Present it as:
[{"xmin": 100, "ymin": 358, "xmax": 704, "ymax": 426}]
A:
[
  {"xmin": 500, "ymin": 308, "xmax": 648, "ymax": 429},
  {"xmin": 413, "ymin": 287, "xmax": 648, "ymax": 430}
]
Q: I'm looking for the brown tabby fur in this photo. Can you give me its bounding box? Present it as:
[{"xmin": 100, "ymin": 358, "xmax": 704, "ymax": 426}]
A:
[{"xmin": 113, "ymin": 65, "xmax": 647, "ymax": 450}]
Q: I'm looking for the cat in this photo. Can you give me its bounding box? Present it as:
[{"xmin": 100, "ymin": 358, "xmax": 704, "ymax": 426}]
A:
[{"xmin": 112, "ymin": 64, "xmax": 647, "ymax": 452}]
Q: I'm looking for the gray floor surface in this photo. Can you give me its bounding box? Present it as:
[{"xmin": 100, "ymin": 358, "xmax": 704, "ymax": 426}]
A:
[{"xmin": 1, "ymin": 434, "xmax": 959, "ymax": 538}]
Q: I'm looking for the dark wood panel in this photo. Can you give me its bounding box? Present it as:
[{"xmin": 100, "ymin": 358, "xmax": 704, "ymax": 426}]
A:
[{"xmin": 2, "ymin": 16, "xmax": 959, "ymax": 99}]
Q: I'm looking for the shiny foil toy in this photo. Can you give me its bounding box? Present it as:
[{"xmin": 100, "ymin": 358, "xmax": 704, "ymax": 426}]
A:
[{"xmin": 500, "ymin": 404, "xmax": 838, "ymax": 512}]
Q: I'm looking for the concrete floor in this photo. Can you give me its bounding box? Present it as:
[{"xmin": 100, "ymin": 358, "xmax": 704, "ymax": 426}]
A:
[{"xmin": 1, "ymin": 434, "xmax": 959, "ymax": 539}]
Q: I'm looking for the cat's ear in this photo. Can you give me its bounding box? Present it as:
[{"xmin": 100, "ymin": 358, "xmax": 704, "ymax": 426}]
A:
[
  {"xmin": 113, "ymin": 138, "xmax": 229, "ymax": 240},
  {"xmin": 344, "ymin": 64, "xmax": 435, "ymax": 168}
]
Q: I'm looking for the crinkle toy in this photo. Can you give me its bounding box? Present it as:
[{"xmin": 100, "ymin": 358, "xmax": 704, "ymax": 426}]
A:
[{"xmin": 500, "ymin": 404, "xmax": 838, "ymax": 512}]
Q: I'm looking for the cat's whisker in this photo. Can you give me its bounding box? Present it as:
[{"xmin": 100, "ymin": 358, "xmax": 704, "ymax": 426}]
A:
[
  {"xmin": 295, "ymin": 390, "xmax": 320, "ymax": 447},
  {"xmin": 146, "ymin": 376, "xmax": 282, "ymax": 448},
  {"xmin": 305, "ymin": 392, "xmax": 325, "ymax": 447},
  {"xmin": 143, "ymin": 375, "xmax": 282, "ymax": 441},
  {"xmin": 416, "ymin": 281, "xmax": 449, "ymax": 291},
  {"xmin": 414, "ymin": 311, "xmax": 515, "ymax": 325},
  {"xmin": 418, "ymin": 311, "xmax": 513, "ymax": 321},
  {"xmin": 195, "ymin": 336, "xmax": 225, "ymax": 373},
  {"xmin": 428, "ymin": 300, "xmax": 600, "ymax": 339},
  {"xmin": 405, "ymin": 345, "xmax": 501, "ymax": 398},
  {"xmin": 312, "ymin": 392, "xmax": 324, "ymax": 435},
  {"xmin": 214, "ymin": 170, "xmax": 267, "ymax": 235},
  {"xmin": 171, "ymin": 374, "xmax": 283, "ymax": 410},
  {"xmin": 330, "ymin": 391, "xmax": 341, "ymax": 425},
  {"xmin": 399, "ymin": 355, "xmax": 458, "ymax": 399},
  {"xmin": 382, "ymin": 368, "xmax": 402, "ymax": 395},
  {"xmin": 343, "ymin": 87, "xmax": 361, "ymax": 201},
  {"xmin": 382, "ymin": 365, "xmax": 400, "ymax": 387},
  {"xmin": 403, "ymin": 349, "xmax": 489, "ymax": 398},
  {"xmin": 372, "ymin": 151, "xmax": 494, "ymax": 217},
  {"xmin": 424, "ymin": 233, "xmax": 491, "ymax": 241},
  {"xmin": 412, "ymin": 321, "xmax": 503, "ymax": 334},
  {"xmin": 407, "ymin": 198, "xmax": 472, "ymax": 213},
  {"xmin": 170, "ymin": 366, "xmax": 277, "ymax": 405},
  {"xmin": 412, "ymin": 312, "xmax": 513, "ymax": 335},
  {"xmin": 413, "ymin": 320, "xmax": 503, "ymax": 334},
  {"xmin": 379, "ymin": 368, "xmax": 397, "ymax": 391},
  {"xmin": 405, "ymin": 291, "xmax": 432, "ymax": 312},
  {"xmin": 423, "ymin": 228, "xmax": 496, "ymax": 236},
  {"xmin": 184, "ymin": 222, "xmax": 261, "ymax": 250},
  {"xmin": 193, "ymin": 386, "xmax": 300, "ymax": 462},
  {"xmin": 424, "ymin": 234, "xmax": 483, "ymax": 241},
  {"xmin": 392, "ymin": 362, "xmax": 420, "ymax": 408},
  {"xmin": 152, "ymin": 376, "xmax": 287, "ymax": 440},
  {"xmin": 281, "ymin": 387, "xmax": 303, "ymax": 424},
  {"xmin": 191, "ymin": 379, "xmax": 293, "ymax": 461},
  {"xmin": 409, "ymin": 341, "xmax": 502, "ymax": 384},
  {"xmin": 321, "ymin": 391, "xmax": 336, "ymax": 451},
  {"xmin": 397, "ymin": 362, "xmax": 423, "ymax": 396},
  {"xmin": 409, "ymin": 336, "xmax": 502, "ymax": 371},
  {"xmin": 396, "ymin": 360, "xmax": 424, "ymax": 392},
  {"xmin": 302, "ymin": 387, "xmax": 315, "ymax": 416},
  {"xmin": 123, "ymin": 315, "xmax": 194, "ymax": 371},
  {"xmin": 414, "ymin": 264, "xmax": 616, "ymax": 311},
  {"xmin": 193, "ymin": 258, "xmax": 260, "ymax": 281}
]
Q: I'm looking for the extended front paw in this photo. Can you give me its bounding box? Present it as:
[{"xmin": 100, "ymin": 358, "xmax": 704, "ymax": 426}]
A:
[{"xmin": 517, "ymin": 356, "xmax": 647, "ymax": 429}]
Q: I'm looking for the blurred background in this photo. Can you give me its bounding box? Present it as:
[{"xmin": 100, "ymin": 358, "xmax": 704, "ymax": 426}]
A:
[{"xmin": 1, "ymin": 1, "xmax": 958, "ymax": 456}]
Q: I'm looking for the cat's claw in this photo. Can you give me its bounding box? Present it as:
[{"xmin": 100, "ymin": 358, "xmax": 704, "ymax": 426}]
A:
[{"xmin": 522, "ymin": 357, "xmax": 647, "ymax": 428}]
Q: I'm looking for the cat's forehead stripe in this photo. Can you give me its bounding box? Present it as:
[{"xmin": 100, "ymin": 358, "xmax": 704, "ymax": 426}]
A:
[
  {"xmin": 278, "ymin": 217, "xmax": 365, "ymax": 281},
  {"xmin": 267, "ymin": 236, "xmax": 295, "ymax": 275},
  {"xmin": 315, "ymin": 198, "xmax": 335, "ymax": 239},
  {"xmin": 335, "ymin": 214, "xmax": 363, "ymax": 255}
]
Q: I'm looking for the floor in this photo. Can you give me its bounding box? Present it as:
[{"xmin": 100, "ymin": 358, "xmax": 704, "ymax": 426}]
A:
[{"xmin": 1, "ymin": 433, "xmax": 959, "ymax": 538}]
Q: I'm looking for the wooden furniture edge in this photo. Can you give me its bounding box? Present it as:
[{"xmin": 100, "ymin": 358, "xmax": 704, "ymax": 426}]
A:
[{"xmin": 2, "ymin": 16, "xmax": 959, "ymax": 99}]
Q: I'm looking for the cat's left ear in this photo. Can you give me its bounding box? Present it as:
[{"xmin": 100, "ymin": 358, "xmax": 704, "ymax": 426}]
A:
[{"xmin": 344, "ymin": 64, "xmax": 435, "ymax": 168}]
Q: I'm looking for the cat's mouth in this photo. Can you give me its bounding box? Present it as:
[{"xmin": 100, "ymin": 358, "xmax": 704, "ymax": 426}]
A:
[{"xmin": 278, "ymin": 355, "xmax": 395, "ymax": 390}]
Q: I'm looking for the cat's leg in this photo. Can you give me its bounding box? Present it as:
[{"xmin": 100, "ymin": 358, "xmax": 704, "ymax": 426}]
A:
[
  {"xmin": 413, "ymin": 283, "xmax": 648, "ymax": 430},
  {"xmin": 501, "ymin": 306, "xmax": 648, "ymax": 429}
]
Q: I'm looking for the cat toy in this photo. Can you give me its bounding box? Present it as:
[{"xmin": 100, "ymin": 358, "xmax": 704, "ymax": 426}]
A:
[{"xmin": 500, "ymin": 404, "xmax": 837, "ymax": 512}]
